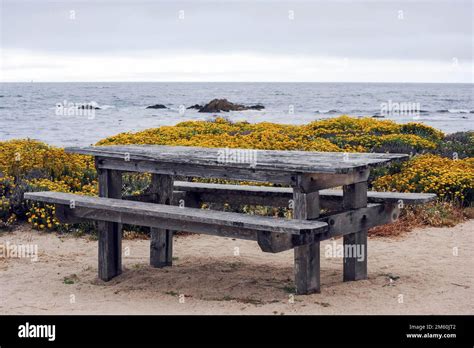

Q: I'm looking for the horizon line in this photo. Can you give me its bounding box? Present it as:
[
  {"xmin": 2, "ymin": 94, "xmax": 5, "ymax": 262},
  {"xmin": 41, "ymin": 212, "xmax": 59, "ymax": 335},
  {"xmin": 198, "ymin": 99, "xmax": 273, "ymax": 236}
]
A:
[{"xmin": 1, "ymin": 81, "xmax": 473, "ymax": 84}]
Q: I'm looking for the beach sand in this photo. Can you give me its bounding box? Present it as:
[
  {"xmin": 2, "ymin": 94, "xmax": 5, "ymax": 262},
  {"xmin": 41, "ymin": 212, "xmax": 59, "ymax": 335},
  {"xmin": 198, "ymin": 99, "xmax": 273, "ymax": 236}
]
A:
[{"xmin": 1, "ymin": 220, "xmax": 473, "ymax": 315}]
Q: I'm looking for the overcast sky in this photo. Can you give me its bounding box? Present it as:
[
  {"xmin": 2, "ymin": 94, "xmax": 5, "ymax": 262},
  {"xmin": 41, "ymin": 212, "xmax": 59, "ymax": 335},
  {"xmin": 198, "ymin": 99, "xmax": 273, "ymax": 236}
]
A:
[{"xmin": 0, "ymin": 0, "xmax": 472, "ymax": 82}]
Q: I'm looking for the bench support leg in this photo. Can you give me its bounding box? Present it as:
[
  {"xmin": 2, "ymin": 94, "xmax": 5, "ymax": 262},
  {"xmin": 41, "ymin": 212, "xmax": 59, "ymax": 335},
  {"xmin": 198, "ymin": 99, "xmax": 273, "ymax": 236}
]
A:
[
  {"xmin": 294, "ymin": 242, "xmax": 321, "ymax": 294},
  {"xmin": 97, "ymin": 168, "xmax": 123, "ymax": 281},
  {"xmin": 150, "ymin": 174, "xmax": 174, "ymax": 267},
  {"xmin": 343, "ymin": 229, "xmax": 368, "ymax": 281},
  {"xmin": 343, "ymin": 182, "xmax": 368, "ymax": 281},
  {"xmin": 293, "ymin": 189, "xmax": 321, "ymax": 294}
]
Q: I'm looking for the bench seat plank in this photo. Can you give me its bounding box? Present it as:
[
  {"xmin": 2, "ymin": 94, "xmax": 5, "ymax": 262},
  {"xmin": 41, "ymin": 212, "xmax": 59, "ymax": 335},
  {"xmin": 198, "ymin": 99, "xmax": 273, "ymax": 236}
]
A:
[
  {"xmin": 24, "ymin": 191, "xmax": 328, "ymax": 235},
  {"xmin": 173, "ymin": 181, "xmax": 436, "ymax": 205}
]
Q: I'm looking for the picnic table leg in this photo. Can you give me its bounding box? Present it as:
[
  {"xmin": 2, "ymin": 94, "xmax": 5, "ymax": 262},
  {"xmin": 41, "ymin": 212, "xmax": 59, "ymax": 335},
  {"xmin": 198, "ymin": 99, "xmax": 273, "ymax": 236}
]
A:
[
  {"xmin": 293, "ymin": 190, "xmax": 321, "ymax": 294},
  {"xmin": 342, "ymin": 182, "xmax": 368, "ymax": 281},
  {"xmin": 150, "ymin": 174, "xmax": 174, "ymax": 267},
  {"xmin": 97, "ymin": 168, "xmax": 123, "ymax": 281}
]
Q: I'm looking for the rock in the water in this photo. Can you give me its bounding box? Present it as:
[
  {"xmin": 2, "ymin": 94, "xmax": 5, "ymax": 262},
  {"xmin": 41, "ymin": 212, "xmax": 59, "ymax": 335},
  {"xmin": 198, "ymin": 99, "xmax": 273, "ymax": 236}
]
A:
[
  {"xmin": 187, "ymin": 104, "xmax": 203, "ymax": 110},
  {"xmin": 199, "ymin": 99, "xmax": 242, "ymax": 113},
  {"xmin": 198, "ymin": 99, "xmax": 265, "ymax": 113},
  {"xmin": 248, "ymin": 104, "xmax": 265, "ymax": 110},
  {"xmin": 78, "ymin": 104, "xmax": 100, "ymax": 110},
  {"xmin": 146, "ymin": 104, "xmax": 167, "ymax": 109}
]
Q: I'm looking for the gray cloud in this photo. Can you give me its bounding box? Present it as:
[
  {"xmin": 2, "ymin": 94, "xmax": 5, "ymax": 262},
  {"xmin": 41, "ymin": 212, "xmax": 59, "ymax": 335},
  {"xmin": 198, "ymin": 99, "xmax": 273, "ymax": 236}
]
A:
[{"xmin": 1, "ymin": 0, "xmax": 472, "ymax": 61}]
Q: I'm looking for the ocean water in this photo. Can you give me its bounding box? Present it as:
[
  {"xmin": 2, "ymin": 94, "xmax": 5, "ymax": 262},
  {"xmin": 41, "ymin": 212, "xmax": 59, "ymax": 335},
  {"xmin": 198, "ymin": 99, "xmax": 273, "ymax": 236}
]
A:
[{"xmin": 0, "ymin": 82, "xmax": 472, "ymax": 147}]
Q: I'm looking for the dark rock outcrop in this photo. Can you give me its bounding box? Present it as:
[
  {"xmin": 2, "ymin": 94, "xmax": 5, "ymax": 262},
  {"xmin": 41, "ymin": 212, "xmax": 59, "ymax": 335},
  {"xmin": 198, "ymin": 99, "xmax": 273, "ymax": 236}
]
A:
[
  {"xmin": 198, "ymin": 99, "xmax": 265, "ymax": 113},
  {"xmin": 186, "ymin": 104, "xmax": 203, "ymax": 110},
  {"xmin": 146, "ymin": 104, "xmax": 167, "ymax": 109},
  {"xmin": 247, "ymin": 104, "xmax": 265, "ymax": 110},
  {"xmin": 78, "ymin": 104, "xmax": 100, "ymax": 110}
]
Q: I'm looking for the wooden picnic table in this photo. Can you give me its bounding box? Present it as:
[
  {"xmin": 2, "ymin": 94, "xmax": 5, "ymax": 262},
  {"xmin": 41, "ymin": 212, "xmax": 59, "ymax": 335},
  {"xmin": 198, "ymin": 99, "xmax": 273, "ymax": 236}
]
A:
[{"xmin": 26, "ymin": 145, "xmax": 435, "ymax": 294}]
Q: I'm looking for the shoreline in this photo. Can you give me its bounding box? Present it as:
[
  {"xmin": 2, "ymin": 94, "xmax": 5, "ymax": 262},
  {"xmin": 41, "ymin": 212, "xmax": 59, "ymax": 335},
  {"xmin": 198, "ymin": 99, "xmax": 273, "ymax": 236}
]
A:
[
  {"xmin": 2, "ymin": 115, "xmax": 472, "ymax": 149},
  {"xmin": 2, "ymin": 82, "xmax": 473, "ymax": 146}
]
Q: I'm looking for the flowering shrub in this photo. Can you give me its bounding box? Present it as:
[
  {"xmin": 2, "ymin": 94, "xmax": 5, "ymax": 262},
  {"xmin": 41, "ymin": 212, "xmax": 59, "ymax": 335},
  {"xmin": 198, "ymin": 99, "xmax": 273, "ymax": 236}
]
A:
[
  {"xmin": 0, "ymin": 139, "xmax": 96, "ymax": 230},
  {"xmin": 99, "ymin": 116, "xmax": 441, "ymax": 154},
  {"xmin": 400, "ymin": 123, "xmax": 445, "ymax": 141},
  {"xmin": 26, "ymin": 203, "xmax": 61, "ymax": 231},
  {"xmin": 0, "ymin": 116, "xmax": 472, "ymax": 232},
  {"xmin": 0, "ymin": 196, "xmax": 17, "ymax": 227},
  {"xmin": 0, "ymin": 139, "xmax": 94, "ymax": 179},
  {"xmin": 373, "ymin": 154, "xmax": 474, "ymax": 203},
  {"xmin": 98, "ymin": 119, "xmax": 342, "ymax": 152}
]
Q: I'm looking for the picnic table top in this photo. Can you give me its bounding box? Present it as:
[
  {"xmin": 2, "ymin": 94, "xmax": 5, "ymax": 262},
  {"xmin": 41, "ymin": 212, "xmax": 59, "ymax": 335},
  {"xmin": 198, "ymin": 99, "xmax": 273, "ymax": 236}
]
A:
[{"xmin": 66, "ymin": 145, "xmax": 408, "ymax": 175}]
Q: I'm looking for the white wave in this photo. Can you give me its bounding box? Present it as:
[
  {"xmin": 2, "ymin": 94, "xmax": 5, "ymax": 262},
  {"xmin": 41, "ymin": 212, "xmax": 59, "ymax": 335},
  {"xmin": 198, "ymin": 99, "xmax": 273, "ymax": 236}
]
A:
[{"xmin": 448, "ymin": 109, "xmax": 470, "ymax": 113}]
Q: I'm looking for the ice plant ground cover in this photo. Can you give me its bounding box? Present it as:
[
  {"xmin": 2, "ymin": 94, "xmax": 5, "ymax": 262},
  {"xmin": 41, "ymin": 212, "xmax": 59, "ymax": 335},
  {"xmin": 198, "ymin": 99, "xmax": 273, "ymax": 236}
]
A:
[{"xmin": 0, "ymin": 116, "xmax": 472, "ymax": 233}]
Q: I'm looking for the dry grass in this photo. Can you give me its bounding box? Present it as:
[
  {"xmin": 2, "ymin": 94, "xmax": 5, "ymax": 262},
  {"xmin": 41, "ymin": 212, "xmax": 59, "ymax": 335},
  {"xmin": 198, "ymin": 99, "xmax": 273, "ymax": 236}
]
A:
[
  {"xmin": 122, "ymin": 230, "xmax": 149, "ymax": 240},
  {"xmin": 369, "ymin": 201, "xmax": 467, "ymax": 238},
  {"xmin": 463, "ymin": 206, "xmax": 474, "ymax": 219}
]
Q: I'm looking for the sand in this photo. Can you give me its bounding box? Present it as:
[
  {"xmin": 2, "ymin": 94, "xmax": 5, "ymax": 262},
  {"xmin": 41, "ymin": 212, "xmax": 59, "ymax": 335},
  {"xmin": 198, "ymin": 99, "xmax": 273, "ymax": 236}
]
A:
[{"xmin": 1, "ymin": 220, "xmax": 473, "ymax": 315}]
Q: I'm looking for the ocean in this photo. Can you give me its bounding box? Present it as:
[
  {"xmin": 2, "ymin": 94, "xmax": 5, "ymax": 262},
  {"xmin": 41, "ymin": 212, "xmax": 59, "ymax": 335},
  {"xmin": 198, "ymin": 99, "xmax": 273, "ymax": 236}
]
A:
[{"xmin": 0, "ymin": 82, "xmax": 472, "ymax": 147}]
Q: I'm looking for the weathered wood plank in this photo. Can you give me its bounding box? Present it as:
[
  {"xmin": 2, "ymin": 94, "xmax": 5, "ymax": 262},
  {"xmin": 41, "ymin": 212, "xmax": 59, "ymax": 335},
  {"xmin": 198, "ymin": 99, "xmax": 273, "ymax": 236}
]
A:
[
  {"xmin": 293, "ymin": 189, "xmax": 321, "ymax": 294},
  {"xmin": 122, "ymin": 190, "xmax": 201, "ymax": 208},
  {"xmin": 171, "ymin": 181, "xmax": 436, "ymax": 207},
  {"xmin": 150, "ymin": 174, "xmax": 174, "ymax": 268},
  {"xmin": 97, "ymin": 157, "xmax": 295, "ymax": 185},
  {"xmin": 97, "ymin": 168, "xmax": 122, "ymax": 281},
  {"xmin": 342, "ymin": 182, "xmax": 368, "ymax": 282},
  {"xmin": 268, "ymin": 203, "xmax": 400, "ymax": 252},
  {"xmin": 200, "ymin": 192, "xmax": 291, "ymax": 208},
  {"xmin": 23, "ymin": 192, "xmax": 329, "ymax": 235},
  {"xmin": 27, "ymin": 191, "xmax": 400, "ymax": 258},
  {"xmin": 319, "ymin": 203, "xmax": 399, "ymax": 239},
  {"xmin": 54, "ymin": 204, "xmax": 82, "ymax": 224},
  {"xmin": 293, "ymin": 191, "xmax": 320, "ymax": 220},
  {"xmin": 63, "ymin": 206, "xmax": 261, "ymax": 240},
  {"xmin": 320, "ymin": 190, "xmax": 436, "ymax": 205},
  {"xmin": 257, "ymin": 231, "xmax": 294, "ymax": 253},
  {"xmin": 51, "ymin": 196, "xmax": 399, "ymax": 254},
  {"xmin": 66, "ymin": 145, "xmax": 409, "ymax": 175},
  {"xmin": 296, "ymin": 170, "xmax": 370, "ymax": 191}
]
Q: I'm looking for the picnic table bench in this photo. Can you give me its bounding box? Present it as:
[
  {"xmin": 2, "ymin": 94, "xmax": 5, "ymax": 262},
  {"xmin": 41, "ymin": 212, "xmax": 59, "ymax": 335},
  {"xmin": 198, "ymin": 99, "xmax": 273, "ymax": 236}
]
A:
[{"xmin": 24, "ymin": 145, "xmax": 436, "ymax": 294}]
